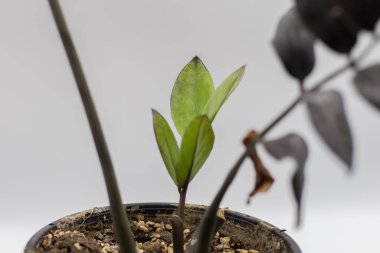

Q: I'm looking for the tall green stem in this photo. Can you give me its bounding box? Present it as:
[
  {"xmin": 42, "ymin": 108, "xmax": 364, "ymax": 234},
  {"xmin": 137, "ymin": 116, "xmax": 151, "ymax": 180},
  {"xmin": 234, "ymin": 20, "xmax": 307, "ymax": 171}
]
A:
[{"xmin": 48, "ymin": 1, "xmax": 136, "ymax": 253}]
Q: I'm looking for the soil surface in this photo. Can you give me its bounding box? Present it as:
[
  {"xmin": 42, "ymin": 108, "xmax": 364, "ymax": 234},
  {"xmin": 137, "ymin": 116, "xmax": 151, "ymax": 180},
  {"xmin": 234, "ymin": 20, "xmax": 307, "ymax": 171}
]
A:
[{"xmin": 33, "ymin": 206, "xmax": 288, "ymax": 253}]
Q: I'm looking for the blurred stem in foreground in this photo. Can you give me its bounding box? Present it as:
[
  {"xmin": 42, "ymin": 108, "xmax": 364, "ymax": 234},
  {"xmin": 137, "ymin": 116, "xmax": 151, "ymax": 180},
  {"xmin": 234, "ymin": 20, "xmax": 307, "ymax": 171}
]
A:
[{"xmin": 48, "ymin": 1, "xmax": 136, "ymax": 253}]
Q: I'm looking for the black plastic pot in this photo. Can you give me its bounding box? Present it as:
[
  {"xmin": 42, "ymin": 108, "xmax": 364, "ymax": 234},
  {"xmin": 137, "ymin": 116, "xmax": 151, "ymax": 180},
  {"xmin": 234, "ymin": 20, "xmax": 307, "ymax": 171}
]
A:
[{"xmin": 25, "ymin": 203, "xmax": 302, "ymax": 253}]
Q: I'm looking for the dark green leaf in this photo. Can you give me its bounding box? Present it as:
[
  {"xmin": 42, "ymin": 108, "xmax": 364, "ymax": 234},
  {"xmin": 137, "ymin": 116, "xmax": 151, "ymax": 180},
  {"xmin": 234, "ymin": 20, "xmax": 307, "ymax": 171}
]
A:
[
  {"xmin": 263, "ymin": 133, "xmax": 308, "ymax": 226},
  {"xmin": 176, "ymin": 115, "xmax": 215, "ymax": 187},
  {"xmin": 152, "ymin": 109, "xmax": 180, "ymax": 186},
  {"xmin": 202, "ymin": 66, "xmax": 245, "ymax": 122},
  {"xmin": 273, "ymin": 8, "xmax": 315, "ymax": 81},
  {"xmin": 353, "ymin": 64, "xmax": 380, "ymax": 110},
  {"xmin": 296, "ymin": 0, "xmax": 358, "ymax": 53},
  {"xmin": 306, "ymin": 90, "xmax": 353, "ymax": 169},
  {"xmin": 171, "ymin": 57, "xmax": 214, "ymax": 136}
]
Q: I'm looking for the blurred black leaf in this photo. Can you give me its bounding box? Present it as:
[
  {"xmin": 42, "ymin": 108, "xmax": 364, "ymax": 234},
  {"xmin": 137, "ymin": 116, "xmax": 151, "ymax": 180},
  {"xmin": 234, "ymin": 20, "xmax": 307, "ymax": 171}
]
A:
[
  {"xmin": 273, "ymin": 8, "xmax": 315, "ymax": 81},
  {"xmin": 343, "ymin": 0, "xmax": 380, "ymax": 31},
  {"xmin": 295, "ymin": 0, "xmax": 358, "ymax": 53},
  {"xmin": 263, "ymin": 133, "xmax": 308, "ymax": 227},
  {"xmin": 305, "ymin": 90, "xmax": 353, "ymax": 169},
  {"xmin": 353, "ymin": 64, "xmax": 380, "ymax": 109}
]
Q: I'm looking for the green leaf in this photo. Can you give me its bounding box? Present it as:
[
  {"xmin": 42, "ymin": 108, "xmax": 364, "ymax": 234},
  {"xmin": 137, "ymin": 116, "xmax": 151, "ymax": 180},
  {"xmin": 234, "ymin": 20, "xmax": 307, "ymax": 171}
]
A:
[
  {"xmin": 171, "ymin": 56, "xmax": 214, "ymax": 136},
  {"xmin": 176, "ymin": 115, "xmax": 215, "ymax": 187},
  {"xmin": 152, "ymin": 109, "xmax": 180, "ymax": 186},
  {"xmin": 202, "ymin": 66, "xmax": 245, "ymax": 122}
]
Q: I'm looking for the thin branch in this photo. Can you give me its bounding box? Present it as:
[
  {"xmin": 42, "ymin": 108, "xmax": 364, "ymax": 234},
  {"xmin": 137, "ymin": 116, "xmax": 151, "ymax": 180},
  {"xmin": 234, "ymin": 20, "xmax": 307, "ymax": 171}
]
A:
[
  {"xmin": 48, "ymin": 1, "xmax": 136, "ymax": 253},
  {"xmin": 299, "ymin": 80, "xmax": 306, "ymax": 94},
  {"xmin": 259, "ymin": 97, "xmax": 301, "ymax": 139},
  {"xmin": 258, "ymin": 61, "xmax": 351, "ymax": 140},
  {"xmin": 260, "ymin": 36, "xmax": 379, "ymax": 139}
]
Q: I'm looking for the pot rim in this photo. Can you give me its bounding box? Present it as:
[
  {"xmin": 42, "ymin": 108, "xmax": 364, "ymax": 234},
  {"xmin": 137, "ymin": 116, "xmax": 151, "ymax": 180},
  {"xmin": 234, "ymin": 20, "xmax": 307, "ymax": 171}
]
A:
[{"xmin": 24, "ymin": 202, "xmax": 302, "ymax": 253}]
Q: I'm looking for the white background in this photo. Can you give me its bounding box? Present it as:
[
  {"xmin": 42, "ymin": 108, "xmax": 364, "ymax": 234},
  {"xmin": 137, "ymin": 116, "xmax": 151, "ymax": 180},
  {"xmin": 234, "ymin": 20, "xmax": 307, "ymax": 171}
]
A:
[{"xmin": 1, "ymin": 1, "xmax": 380, "ymax": 252}]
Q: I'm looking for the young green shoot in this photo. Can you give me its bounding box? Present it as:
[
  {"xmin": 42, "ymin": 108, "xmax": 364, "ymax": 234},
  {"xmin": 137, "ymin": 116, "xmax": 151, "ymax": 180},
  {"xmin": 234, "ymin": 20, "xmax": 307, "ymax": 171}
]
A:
[{"xmin": 153, "ymin": 57, "xmax": 245, "ymax": 220}]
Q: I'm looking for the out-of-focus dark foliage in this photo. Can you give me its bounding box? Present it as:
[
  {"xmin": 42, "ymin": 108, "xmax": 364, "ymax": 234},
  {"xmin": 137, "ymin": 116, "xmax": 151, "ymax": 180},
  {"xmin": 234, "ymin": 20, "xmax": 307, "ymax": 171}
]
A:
[
  {"xmin": 354, "ymin": 64, "xmax": 380, "ymax": 110},
  {"xmin": 268, "ymin": 1, "xmax": 380, "ymax": 228},
  {"xmin": 295, "ymin": 0, "xmax": 359, "ymax": 53},
  {"xmin": 264, "ymin": 134, "xmax": 308, "ymax": 227},
  {"xmin": 305, "ymin": 91, "xmax": 353, "ymax": 169},
  {"xmin": 343, "ymin": 0, "xmax": 380, "ymax": 31},
  {"xmin": 273, "ymin": 8, "xmax": 315, "ymax": 81},
  {"xmin": 295, "ymin": 0, "xmax": 379, "ymax": 53}
]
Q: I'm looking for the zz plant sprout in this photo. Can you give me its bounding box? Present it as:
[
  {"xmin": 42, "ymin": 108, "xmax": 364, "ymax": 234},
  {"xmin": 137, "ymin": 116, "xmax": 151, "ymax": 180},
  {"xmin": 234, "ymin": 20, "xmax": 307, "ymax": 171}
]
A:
[
  {"xmin": 48, "ymin": 0, "xmax": 380, "ymax": 253},
  {"xmin": 152, "ymin": 57, "xmax": 245, "ymax": 220}
]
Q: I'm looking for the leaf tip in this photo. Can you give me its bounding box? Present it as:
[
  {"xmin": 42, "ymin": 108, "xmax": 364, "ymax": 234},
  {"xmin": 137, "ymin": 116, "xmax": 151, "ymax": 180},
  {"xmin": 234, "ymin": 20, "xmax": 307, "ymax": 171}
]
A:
[
  {"xmin": 191, "ymin": 55, "xmax": 202, "ymax": 63},
  {"xmin": 343, "ymin": 150, "xmax": 353, "ymax": 172},
  {"xmin": 189, "ymin": 55, "xmax": 207, "ymax": 69},
  {"xmin": 152, "ymin": 109, "xmax": 161, "ymax": 120},
  {"xmin": 346, "ymin": 162, "xmax": 354, "ymax": 173},
  {"xmin": 238, "ymin": 65, "xmax": 247, "ymax": 74}
]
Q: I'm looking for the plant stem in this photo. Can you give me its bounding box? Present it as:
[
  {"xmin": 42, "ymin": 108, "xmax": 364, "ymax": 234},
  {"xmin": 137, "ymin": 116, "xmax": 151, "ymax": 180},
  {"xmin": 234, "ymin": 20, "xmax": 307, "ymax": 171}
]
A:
[
  {"xmin": 259, "ymin": 97, "xmax": 302, "ymax": 139},
  {"xmin": 170, "ymin": 215, "xmax": 184, "ymax": 253},
  {"xmin": 48, "ymin": 1, "xmax": 136, "ymax": 253},
  {"xmin": 172, "ymin": 187, "xmax": 187, "ymax": 253},
  {"xmin": 260, "ymin": 54, "xmax": 361, "ymax": 139},
  {"xmin": 178, "ymin": 186, "xmax": 188, "ymax": 220}
]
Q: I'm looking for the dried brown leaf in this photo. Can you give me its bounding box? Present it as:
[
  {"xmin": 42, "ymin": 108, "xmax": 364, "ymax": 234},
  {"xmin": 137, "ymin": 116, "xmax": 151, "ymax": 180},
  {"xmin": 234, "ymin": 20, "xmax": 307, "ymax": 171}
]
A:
[{"xmin": 243, "ymin": 131, "xmax": 275, "ymax": 204}]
